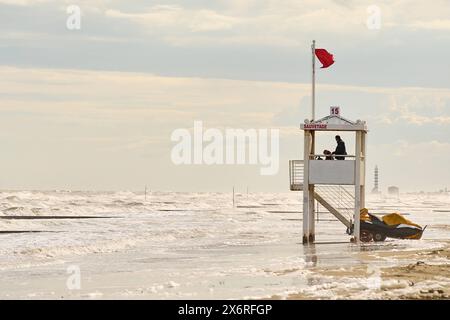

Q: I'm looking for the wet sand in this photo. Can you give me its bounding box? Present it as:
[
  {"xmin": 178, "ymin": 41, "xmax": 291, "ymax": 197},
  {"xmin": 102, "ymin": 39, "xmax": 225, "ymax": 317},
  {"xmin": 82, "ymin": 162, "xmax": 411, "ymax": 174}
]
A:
[{"xmin": 277, "ymin": 241, "xmax": 450, "ymax": 300}]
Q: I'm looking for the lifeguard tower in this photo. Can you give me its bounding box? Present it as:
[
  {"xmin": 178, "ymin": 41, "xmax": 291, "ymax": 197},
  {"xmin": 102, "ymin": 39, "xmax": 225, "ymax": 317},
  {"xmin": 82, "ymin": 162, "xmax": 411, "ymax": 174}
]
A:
[{"xmin": 289, "ymin": 107, "xmax": 368, "ymax": 244}]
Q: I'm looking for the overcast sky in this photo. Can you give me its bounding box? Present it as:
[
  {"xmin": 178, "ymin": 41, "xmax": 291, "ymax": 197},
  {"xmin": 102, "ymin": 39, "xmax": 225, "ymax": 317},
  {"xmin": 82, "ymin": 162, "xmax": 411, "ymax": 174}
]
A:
[{"xmin": 1, "ymin": 0, "xmax": 449, "ymax": 192}]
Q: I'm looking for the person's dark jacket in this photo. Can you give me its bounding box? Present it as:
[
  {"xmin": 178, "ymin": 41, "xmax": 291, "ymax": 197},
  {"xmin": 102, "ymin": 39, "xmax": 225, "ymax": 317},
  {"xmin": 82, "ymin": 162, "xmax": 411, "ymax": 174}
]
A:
[{"xmin": 334, "ymin": 140, "xmax": 347, "ymax": 160}]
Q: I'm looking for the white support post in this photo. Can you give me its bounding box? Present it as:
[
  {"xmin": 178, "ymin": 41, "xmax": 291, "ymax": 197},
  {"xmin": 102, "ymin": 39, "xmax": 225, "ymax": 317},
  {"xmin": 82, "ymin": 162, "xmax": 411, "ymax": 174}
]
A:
[
  {"xmin": 308, "ymin": 131, "xmax": 315, "ymax": 243},
  {"xmin": 354, "ymin": 131, "xmax": 362, "ymax": 244},
  {"xmin": 303, "ymin": 130, "xmax": 311, "ymax": 244},
  {"xmin": 311, "ymin": 40, "xmax": 316, "ymax": 121},
  {"xmin": 361, "ymin": 132, "xmax": 366, "ymax": 209},
  {"xmin": 308, "ymin": 187, "xmax": 315, "ymax": 243}
]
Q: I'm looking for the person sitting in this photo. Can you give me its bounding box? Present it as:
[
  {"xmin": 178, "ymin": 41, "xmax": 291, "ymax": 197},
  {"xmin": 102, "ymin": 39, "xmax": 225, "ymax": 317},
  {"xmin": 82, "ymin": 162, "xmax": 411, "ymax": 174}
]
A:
[{"xmin": 323, "ymin": 149, "xmax": 334, "ymax": 160}]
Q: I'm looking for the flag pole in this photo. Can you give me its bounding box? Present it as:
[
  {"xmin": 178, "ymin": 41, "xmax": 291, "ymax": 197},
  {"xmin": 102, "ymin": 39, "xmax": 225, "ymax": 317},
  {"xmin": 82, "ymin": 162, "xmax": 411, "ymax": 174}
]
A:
[{"xmin": 312, "ymin": 40, "xmax": 316, "ymax": 121}]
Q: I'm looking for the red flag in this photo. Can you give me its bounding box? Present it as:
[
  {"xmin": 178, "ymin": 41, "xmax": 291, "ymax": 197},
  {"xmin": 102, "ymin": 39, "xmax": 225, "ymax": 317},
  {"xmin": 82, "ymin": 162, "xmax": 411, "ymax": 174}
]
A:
[{"xmin": 315, "ymin": 49, "xmax": 334, "ymax": 68}]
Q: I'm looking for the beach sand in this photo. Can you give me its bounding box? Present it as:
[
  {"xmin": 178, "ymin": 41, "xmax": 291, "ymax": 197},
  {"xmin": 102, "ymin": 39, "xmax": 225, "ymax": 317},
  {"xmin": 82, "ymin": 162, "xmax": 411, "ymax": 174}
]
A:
[{"xmin": 275, "ymin": 241, "xmax": 450, "ymax": 300}]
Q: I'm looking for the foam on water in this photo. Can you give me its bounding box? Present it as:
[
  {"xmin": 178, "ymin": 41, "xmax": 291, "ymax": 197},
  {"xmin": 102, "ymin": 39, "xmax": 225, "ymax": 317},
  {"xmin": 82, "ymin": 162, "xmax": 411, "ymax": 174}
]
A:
[{"xmin": 0, "ymin": 191, "xmax": 448, "ymax": 299}]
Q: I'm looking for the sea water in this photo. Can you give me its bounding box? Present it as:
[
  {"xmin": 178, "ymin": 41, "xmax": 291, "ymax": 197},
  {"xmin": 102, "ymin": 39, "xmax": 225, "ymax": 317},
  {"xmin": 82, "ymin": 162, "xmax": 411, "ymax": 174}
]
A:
[{"xmin": 0, "ymin": 191, "xmax": 448, "ymax": 299}]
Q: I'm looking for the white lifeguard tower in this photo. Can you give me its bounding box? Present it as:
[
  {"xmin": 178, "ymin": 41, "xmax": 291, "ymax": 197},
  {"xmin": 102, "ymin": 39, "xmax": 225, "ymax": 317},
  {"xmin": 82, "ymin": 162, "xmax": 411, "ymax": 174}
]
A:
[{"xmin": 289, "ymin": 107, "xmax": 368, "ymax": 244}]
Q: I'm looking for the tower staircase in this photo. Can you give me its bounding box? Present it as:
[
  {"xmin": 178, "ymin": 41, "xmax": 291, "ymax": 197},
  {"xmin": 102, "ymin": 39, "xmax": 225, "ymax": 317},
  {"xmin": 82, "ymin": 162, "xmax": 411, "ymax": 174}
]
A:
[{"xmin": 289, "ymin": 160, "xmax": 353, "ymax": 228}]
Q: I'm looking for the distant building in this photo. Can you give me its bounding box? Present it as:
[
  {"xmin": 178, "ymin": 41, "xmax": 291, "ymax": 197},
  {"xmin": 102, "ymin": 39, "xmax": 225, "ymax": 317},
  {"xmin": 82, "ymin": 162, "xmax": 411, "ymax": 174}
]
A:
[
  {"xmin": 388, "ymin": 186, "xmax": 399, "ymax": 196},
  {"xmin": 371, "ymin": 165, "xmax": 380, "ymax": 194}
]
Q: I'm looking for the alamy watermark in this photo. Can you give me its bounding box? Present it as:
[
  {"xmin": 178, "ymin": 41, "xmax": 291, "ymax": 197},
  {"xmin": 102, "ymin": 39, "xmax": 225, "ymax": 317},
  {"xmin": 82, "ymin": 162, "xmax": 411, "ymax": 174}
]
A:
[
  {"xmin": 171, "ymin": 121, "xmax": 279, "ymax": 175},
  {"xmin": 66, "ymin": 5, "xmax": 81, "ymax": 30},
  {"xmin": 64, "ymin": 5, "xmax": 381, "ymax": 32},
  {"xmin": 366, "ymin": 265, "xmax": 382, "ymax": 290},
  {"xmin": 66, "ymin": 265, "xmax": 81, "ymax": 290},
  {"xmin": 366, "ymin": 5, "xmax": 381, "ymax": 30}
]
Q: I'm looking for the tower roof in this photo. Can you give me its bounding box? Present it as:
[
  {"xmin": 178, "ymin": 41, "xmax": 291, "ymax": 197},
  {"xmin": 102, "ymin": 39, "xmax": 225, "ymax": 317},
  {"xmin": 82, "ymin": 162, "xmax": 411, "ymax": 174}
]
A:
[{"xmin": 301, "ymin": 114, "xmax": 368, "ymax": 132}]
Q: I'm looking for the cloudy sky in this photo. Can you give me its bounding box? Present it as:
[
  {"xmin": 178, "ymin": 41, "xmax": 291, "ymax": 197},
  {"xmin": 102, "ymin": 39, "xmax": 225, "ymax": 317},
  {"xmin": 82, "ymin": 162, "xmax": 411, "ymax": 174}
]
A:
[{"xmin": 0, "ymin": 0, "xmax": 449, "ymax": 192}]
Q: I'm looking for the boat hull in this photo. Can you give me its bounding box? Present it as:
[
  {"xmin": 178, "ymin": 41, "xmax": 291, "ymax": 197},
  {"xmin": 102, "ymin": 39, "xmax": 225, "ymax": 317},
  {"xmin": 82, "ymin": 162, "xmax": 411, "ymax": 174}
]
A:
[{"xmin": 360, "ymin": 220, "xmax": 425, "ymax": 241}]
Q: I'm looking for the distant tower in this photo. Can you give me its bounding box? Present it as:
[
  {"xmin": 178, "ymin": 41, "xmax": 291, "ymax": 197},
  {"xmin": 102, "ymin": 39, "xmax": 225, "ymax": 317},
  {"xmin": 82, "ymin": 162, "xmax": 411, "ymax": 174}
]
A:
[{"xmin": 372, "ymin": 165, "xmax": 379, "ymax": 194}]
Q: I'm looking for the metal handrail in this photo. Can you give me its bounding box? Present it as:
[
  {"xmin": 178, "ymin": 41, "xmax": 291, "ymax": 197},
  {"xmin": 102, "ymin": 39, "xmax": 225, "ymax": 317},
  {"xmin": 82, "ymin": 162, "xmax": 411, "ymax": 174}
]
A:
[
  {"xmin": 315, "ymin": 185, "xmax": 355, "ymax": 219},
  {"xmin": 289, "ymin": 160, "xmax": 304, "ymax": 188},
  {"xmin": 309, "ymin": 154, "xmax": 362, "ymax": 159}
]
